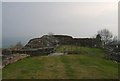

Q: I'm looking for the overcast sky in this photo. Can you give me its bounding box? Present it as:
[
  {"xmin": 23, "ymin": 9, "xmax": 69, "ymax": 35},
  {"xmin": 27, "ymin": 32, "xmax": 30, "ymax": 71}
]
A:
[{"xmin": 2, "ymin": 2, "xmax": 118, "ymax": 47}]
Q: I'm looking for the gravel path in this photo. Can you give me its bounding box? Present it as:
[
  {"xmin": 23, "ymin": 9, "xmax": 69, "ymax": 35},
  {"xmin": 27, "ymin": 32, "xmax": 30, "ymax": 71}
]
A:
[{"xmin": 48, "ymin": 53, "xmax": 66, "ymax": 56}]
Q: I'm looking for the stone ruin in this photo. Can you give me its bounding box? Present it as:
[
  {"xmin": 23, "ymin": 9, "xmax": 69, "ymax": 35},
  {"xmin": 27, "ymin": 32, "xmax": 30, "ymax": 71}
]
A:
[
  {"xmin": 23, "ymin": 35, "xmax": 59, "ymax": 49},
  {"xmin": 24, "ymin": 35, "xmax": 102, "ymax": 49},
  {"xmin": 2, "ymin": 34, "xmax": 102, "ymax": 56},
  {"xmin": 23, "ymin": 34, "xmax": 102, "ymax": 49}
]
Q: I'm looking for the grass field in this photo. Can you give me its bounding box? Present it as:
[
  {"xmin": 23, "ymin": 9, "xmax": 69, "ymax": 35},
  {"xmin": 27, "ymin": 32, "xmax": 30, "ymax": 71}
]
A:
[{"xmin": 2, "ymin": 45, "xmax": 119, "ymax": 79}]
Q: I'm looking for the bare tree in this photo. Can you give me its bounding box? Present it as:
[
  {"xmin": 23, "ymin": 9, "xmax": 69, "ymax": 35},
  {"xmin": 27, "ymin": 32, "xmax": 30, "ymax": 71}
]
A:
[
  {"xmin": 98, "ymin": 29, "xmax": 113, "ymax": 46},
  {"xmin": 12, "ymin": 42, "xmax": 23, "ymax": 50},
  {"xmin": 111, "ymin": 36, "xmax": 118, "ymax": 45},
  {"xmin": 48, "ymin": 32, "xmax": 54, "ymax": 36}
]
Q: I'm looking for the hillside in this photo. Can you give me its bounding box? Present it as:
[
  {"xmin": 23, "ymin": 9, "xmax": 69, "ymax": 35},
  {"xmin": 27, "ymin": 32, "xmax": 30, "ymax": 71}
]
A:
[{"xmin": 2, "ymin": 46, "xmax": 119, "ymax": 79}]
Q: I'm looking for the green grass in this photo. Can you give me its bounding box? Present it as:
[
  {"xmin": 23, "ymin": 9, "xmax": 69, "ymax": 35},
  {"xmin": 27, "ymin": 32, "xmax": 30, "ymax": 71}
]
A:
[
  {"xmin": 61, "ymin": 56, "xmax": 76, "ymax": 79},
  {"xmin": 54, "ymin": 45, "xmax": 104, "ymax": 57},
  {"xmin": 0, "ymin": 69, "xmax": 2, "ymax": 80},
  {"xmin": 2, "ymin": 45, "xmax": 119, "ymax": 79}
]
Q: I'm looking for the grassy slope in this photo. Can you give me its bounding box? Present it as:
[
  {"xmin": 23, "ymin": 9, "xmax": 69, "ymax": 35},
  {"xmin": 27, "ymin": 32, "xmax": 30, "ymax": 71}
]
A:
[{"xmin": 2, "ymin": 45, "xmax": 119, "ymax": 79}]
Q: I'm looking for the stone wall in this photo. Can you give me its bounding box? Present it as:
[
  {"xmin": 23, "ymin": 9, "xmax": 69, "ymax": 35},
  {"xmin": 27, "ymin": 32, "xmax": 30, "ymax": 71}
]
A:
[
  {"xmin": 104, "ymin": 44, "xmax": 120, "ymax": 62},
  {"xmin": 54, "ymin": 35, "xmax": 73, "ymax": 45},
  {"xmin": 54, "ymin": 35, "xmax": 102, "ymax": 47},
  {"xmin": 24, "ymin": 35, "xmax": 58, "ymax": 49},
  {"xmin": 23, "ymin": 34, "xmax": 102, "ymax": 49}
]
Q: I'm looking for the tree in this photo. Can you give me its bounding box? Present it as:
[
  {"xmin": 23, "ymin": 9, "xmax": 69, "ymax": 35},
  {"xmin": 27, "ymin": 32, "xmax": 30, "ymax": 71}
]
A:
[
  {"xmin": 98, "ymin": 29, "xmax": 113, "ymax": 46},
  {"xmin": 48, "ymin": 32, "xmax": 54, "ymax": 36},
  {"xmin": 11, "ymin": 42, "xmax": 23, "ymax": 50},
  {"xmin": 111, "ymin": 36, "xmax": 118, "ymax": 45},
  {"xmin": 96, "ymin": 34, "xmax": 101, "ymax": 40}
]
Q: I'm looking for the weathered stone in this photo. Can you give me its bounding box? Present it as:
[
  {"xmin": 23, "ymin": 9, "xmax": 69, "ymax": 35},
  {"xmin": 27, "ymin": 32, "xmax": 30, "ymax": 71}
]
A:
[{"xmin": 24, "ymin": 34, "xmax": 102, "ymax": 49}]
